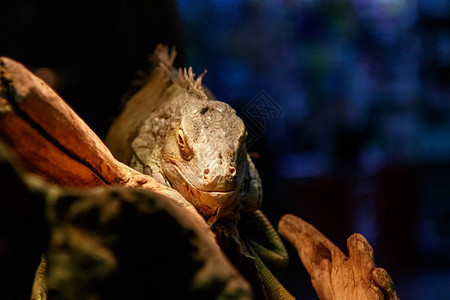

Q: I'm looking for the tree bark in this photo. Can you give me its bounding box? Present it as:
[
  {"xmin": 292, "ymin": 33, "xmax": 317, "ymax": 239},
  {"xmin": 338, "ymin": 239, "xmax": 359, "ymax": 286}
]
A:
[
  {"xmin": 0, "ymin": 56, "xmax": 194, "ymax": 212},
  {"xmin": 278, "ymin": 214, "xmax": 399, "ymax": 300}
]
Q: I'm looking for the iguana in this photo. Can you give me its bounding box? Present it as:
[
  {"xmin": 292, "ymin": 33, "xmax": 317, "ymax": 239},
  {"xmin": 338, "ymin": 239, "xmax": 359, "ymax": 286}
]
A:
[
  {"xmin": 105, "ymin": 46, "xmax": 399, "ymax": 300},
  {"xmin": 0, "ymin": 51, "xmax": 399, "ymax": 299},
  {"xmin": 105, "ymin": 45, "xmax": 294, "ymax": 299}
]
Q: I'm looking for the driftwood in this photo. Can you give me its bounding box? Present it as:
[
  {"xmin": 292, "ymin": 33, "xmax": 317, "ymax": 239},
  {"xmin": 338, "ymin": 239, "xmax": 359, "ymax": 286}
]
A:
[
  {"xmin": 278, "ymin": 214, "xmax": 399, "ymax": 300},
  {"xmin": 0, "ymin": 144, "xmax": 252, "ymax": 299},
  {"xmin": 0, "ymin": 57, "xmax": 195, "ymax": 213},
  {"xmin": 0, "ymin": 57, "xmax": 398, "ymax": 299}
]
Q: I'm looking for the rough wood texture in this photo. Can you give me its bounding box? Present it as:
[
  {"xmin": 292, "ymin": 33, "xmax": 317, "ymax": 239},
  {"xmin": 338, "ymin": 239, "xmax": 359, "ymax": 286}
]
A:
[
  {"xmin": 43, "ymin": 186, "xmax": 252, "ymax": 299},
  {"xmin": 0, "ymin": 144, "xmax": 252, "ymax": 300},
  {"xmin": 0, "ymin": 56, "xmax": 195, "ymax": 213},
  {"xmin": 278, "ymin": 214, "xmax": 399, "ymax": 300}
]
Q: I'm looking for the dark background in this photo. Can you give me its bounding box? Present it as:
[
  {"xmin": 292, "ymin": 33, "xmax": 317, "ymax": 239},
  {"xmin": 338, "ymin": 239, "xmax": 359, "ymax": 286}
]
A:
[{"xmin": 2, "ymin": 0, "xmax": 450, "ymax": 299}]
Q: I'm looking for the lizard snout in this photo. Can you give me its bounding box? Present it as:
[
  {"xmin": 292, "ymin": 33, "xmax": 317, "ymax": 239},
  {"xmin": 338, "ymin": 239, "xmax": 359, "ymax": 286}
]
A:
[
  {"xmin": 203, "ymin": 165, "xmax": 236, "ymax": 179},
  {"xmin": 200, "ymin": 161, "xmax": 238, "ymax": 191}
]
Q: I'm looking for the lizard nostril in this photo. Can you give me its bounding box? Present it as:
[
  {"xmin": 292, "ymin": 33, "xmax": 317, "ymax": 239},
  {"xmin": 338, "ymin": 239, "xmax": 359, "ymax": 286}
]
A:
[
  {"xmin": 203, "ymin": 168, "xmax": 210, "ymax": 178},
  {"xmin": 229, "ymin": 167, "xmax": 236, "ymax": 176}
]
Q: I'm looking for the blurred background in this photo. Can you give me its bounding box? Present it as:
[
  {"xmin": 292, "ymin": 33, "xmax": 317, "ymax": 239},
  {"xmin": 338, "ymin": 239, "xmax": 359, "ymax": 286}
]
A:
[{"xmin": 2, "ymin": 0, "xmax": 449, "ymax": 298}]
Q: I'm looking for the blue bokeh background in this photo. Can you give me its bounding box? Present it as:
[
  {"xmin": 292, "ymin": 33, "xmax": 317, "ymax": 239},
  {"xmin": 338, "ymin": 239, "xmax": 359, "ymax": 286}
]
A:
[{"xmin": 177, "ymin": 1, "xmax": 450, "ymax": 298}]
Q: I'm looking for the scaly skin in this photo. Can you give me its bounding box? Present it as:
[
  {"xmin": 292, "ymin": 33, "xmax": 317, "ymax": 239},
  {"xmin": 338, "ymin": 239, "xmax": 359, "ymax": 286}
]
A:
[
  {"xmin": 108, "ymin": 45, "xmax": 293, "ymax": 299},
  {"xmin": 126, "ymin": 46, "xmax": 264, "ymax": 227},
  {"xmin": 130, "ymin": 95, "xmax": 252, "ymax": 225},
  {"xmin": 239, "ymin": 210, "xmax": 295, "ymax": 299}
]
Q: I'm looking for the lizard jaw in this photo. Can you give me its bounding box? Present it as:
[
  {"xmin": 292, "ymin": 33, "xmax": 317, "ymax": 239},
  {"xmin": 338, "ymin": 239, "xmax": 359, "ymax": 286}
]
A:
[
  {"xmin": 162, "ymin": 159, "xmax": 240, "ymax": 223},
  {"xmin": 163, "ymin": 158, "xmax": 238, "ymax": 193}
]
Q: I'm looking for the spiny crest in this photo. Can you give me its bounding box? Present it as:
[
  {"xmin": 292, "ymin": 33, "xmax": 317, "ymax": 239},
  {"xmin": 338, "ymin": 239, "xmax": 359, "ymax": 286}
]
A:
[
  {"xmin": 119, "ymin": 45, "xmax": 177, "ymax": 104},
  {"xmin": 152, "ymin": 44, "xmax": 208, "ymax": 100},
  {"xmin": 151, "ymin": 44, "xmax": 177, "ymax": 72}
]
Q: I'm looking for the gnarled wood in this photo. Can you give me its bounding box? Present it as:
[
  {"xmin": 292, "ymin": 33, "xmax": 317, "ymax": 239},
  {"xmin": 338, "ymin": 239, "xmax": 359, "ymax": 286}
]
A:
[
  {"xmin": 278, "ymin": 214, "xmax": 399, "ymax": 300},
  {"xmin": 0, "ymin": 57, "xmax": 195, "ymax": 213},
  {"xmin": 0, "ymin": 144, "xmax": 252, "ymax": 300}
]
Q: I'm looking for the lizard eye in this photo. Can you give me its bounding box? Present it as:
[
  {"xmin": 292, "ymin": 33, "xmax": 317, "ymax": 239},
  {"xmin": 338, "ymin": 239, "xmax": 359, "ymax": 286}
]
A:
[{"xmin": 177, "ymin": 129, "xmax": 192, "ymax": 159}]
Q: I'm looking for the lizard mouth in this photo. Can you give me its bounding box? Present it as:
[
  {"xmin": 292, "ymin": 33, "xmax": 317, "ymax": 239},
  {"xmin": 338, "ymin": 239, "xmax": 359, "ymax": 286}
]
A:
[
  {"xmin": 163, "ymin": 158, "xmax": 240, "ymax": 224},
  {"xmin": 165, "ymin": 159, "xmax": 235, "ymax": 194}
]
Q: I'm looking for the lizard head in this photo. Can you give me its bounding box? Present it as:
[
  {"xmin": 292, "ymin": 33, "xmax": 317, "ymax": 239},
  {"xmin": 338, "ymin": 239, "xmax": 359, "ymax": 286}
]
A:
[{"xmin": 161, "ymin": 100, "xmax": 247, "ymax": 224}]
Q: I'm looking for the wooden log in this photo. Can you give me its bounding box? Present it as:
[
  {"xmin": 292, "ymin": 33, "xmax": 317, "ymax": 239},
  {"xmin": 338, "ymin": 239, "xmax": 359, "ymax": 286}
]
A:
[
  {"xmin": 278, "ymin": 214, "xmax": 399, "ymax": 300},
  {"xmin": 0, "ymin": 57, "xmax": 195, "ymax": 213},
  {"xmin": 0, "ymin": 144, "xmax": 252, "ymax": 300}
]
